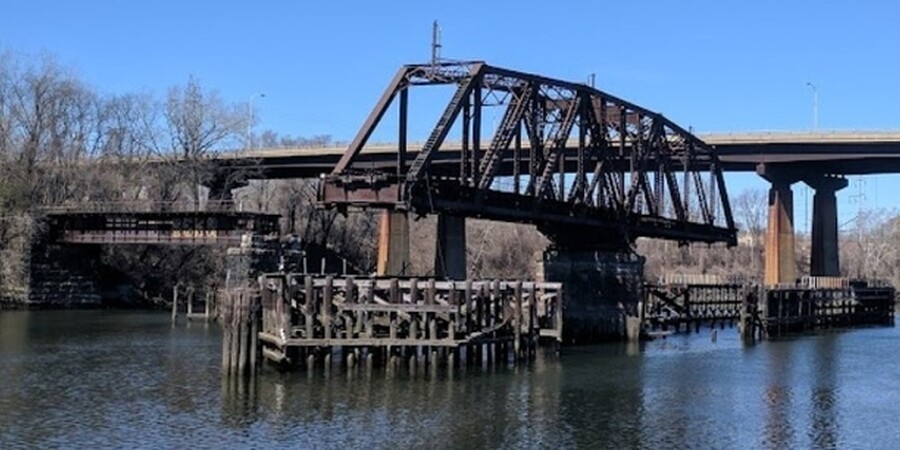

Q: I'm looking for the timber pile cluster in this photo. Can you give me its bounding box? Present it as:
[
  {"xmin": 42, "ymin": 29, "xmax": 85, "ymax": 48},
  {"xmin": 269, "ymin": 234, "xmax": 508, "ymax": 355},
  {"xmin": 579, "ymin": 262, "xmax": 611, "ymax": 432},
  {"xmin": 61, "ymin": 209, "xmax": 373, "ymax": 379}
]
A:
[
  {"xmin": 256, "ymin": 274, "xmax": 564, "ymax": 370},
  {"xmin": 763, "ymin": 278, "xmax": 895, "ymax": 336},
  {"xmin": 643, "ymin": 274, "xmax": 895, "ymax": 340},
  {"xmin": 644, "ymin": 281, "xmax": 753, "ymax": 333},
  {"xmin": 219, "ymin": 288, "xmax": 260, "ymax": 375}
]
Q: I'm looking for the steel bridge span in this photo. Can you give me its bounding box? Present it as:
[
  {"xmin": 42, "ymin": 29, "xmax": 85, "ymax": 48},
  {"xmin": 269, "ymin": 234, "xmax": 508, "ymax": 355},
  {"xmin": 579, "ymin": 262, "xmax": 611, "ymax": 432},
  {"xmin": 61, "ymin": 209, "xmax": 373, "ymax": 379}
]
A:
[
  {"xmin": 307, "ymin": 60, "xmax": 736, "ymax": 342},
  {"xmin": 320, "ymin": 61, "xmax": 736, "ymax": 255}
]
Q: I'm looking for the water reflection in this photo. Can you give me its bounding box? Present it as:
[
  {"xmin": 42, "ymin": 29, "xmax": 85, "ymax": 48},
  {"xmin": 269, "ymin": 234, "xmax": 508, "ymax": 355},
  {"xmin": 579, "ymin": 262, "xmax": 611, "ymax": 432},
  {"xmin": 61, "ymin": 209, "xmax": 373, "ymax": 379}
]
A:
[
  {"xmin": 1, "ymin": 311, "xmax": 897, "ymax": 448},
  {"xmin": 763, "ymin": 340, "xmax": 796, "ymax": 448},
  {"xmin": 0, "ymin": 310, "xmax": 31, "ymax": 353},
  {"xmin": 809, "ymin": 335, "xmax": 838, "ymax": 448}
]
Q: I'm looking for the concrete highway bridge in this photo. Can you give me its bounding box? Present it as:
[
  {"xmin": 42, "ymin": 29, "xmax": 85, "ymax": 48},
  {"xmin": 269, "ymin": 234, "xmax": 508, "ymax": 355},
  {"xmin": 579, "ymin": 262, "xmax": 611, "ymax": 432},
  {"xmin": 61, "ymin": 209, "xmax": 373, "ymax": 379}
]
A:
[
  {"xmin": 216, "ymin": 131, "xmax": 900, "ymax": 177},
  {"xmin": 206, "ymin": 130, "xmax": 900, "ymax": 286}
]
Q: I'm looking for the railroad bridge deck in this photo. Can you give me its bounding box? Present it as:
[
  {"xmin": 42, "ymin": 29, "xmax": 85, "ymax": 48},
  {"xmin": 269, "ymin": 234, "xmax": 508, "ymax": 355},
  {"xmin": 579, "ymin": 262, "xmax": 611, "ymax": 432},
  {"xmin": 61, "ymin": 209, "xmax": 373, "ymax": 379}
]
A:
[{"xmin": 44, "ymin": 203, "xmax": 280, "ymax": 246}]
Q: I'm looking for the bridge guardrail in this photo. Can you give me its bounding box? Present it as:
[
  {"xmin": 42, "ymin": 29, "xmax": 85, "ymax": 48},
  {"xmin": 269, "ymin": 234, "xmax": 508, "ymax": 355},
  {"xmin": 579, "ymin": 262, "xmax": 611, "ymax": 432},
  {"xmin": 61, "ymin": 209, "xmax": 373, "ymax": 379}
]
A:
[{"xmin": 40, "ymin": 200, "xmax": 255, "ymax": 214}]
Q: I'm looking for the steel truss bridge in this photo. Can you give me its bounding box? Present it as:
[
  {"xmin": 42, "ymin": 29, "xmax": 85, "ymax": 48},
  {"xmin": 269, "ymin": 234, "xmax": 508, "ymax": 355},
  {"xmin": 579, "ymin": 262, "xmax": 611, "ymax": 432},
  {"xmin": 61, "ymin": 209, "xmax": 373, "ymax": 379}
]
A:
[{"xmin": 319, "ymin": 61, "xmax": 736, "ymax": 249}]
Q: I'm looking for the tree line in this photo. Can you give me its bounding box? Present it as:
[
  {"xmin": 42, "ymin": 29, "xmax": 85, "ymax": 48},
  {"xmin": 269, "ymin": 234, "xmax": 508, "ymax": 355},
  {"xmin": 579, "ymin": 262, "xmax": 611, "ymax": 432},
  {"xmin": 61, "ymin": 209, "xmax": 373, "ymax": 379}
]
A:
[{"xmin": 2, "ymin": 49, "xmax": 897, "ymax": 305}]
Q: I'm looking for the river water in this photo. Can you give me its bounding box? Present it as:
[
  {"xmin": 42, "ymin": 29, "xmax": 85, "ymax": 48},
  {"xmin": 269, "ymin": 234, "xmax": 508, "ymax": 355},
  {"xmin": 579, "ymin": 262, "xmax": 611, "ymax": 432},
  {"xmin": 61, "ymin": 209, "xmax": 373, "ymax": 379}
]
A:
[{"xmin": 1, "ymin": 310, "xmax": 898, "ymax": 448}]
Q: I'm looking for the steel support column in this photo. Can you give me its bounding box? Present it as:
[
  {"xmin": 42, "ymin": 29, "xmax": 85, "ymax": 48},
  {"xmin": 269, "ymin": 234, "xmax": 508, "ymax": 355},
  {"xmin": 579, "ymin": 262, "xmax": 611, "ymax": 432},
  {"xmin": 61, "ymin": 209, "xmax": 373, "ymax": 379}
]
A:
[
  {"xmin": 806, "ymin": 175, "xmax": 848, "ymax": 276},
  {"xmin": 764, "ymin": 181, "xmax": 797, "ymax": 285},
  {"xmin": 434, "ymin": 214, "xmax": 466, "ymax": 279},
  {"xmin": 376, "ymin": 210, "xmax": 410, "ymax": 276}
]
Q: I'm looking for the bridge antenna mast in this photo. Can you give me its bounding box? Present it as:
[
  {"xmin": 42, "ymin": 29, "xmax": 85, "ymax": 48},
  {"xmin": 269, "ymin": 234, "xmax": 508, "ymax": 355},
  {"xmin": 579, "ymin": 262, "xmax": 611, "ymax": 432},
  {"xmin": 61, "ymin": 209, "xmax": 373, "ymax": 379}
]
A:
[{"xmin": 431, "ymin": 20, "xmax": 442, "ymax": 66}]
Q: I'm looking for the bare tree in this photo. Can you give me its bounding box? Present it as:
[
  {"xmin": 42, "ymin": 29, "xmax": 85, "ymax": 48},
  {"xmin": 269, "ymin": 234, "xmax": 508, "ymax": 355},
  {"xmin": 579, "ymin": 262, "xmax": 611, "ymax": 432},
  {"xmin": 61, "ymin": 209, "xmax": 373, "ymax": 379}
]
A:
[
  {"xmin": 256, "ymin": 130, "xmax": 334, "ymax": 148},
  {"xmin": 152, "ymin": 76, "xmax": 244, "ymax": 206},
  {"xmin": 732, "ymin": 188, "xmax": 767, "ymax": 276}
]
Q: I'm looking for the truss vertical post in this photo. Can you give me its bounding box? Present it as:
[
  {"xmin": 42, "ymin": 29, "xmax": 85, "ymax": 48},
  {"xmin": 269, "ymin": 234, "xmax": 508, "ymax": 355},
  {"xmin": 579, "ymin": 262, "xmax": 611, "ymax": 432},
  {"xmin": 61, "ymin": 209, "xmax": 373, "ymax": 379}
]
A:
[
  {"xmin": 514, "ymin": 122, "xmax": 522, "ymax": 194},
  {"xmin": 471, "ymin": 78, "xmax": 482, "ymax": 183},
  {"xmin": 684, "ymin": 143, "xmax": 692, "ymax": 221},
  {"xmin": 558, "ymin": 147, "xmax": 565, "ymax": 201},
  {"xmin": 398, "ymin": 87, "xmax": 408, "ymax": 178},
  {"xmin": 618, "ymin": 106, "xmax": 627, "ymax": 209},
  {"xmin": 576, "ymin": 97, "xmax": 587, "ymax": 201},
  {"xmin": 461, "ymin": 95, "xmax": 470, "ymax": 185}
]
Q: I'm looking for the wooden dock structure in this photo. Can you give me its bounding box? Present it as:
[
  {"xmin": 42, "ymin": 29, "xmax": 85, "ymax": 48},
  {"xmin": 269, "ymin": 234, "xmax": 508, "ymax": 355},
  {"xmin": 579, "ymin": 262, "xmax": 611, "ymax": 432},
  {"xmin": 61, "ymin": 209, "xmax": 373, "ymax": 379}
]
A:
[
  {"xmin": 763, "ymin": 277, "xmax": 895, "ymax": 337},
  {"xmin": 214, "ymin": 271, "xmax": 894, "ymax": 375},
  {"xmin": 644, "ymin": 274, "xmax": 756, "ymax": 333},
  {"xmin": 643, "ymin": 274, "xmax": 895, "ymax": 340},
  {"xmin": 254, "ymin": 274, "xmax": 564, "ymax": 370}
]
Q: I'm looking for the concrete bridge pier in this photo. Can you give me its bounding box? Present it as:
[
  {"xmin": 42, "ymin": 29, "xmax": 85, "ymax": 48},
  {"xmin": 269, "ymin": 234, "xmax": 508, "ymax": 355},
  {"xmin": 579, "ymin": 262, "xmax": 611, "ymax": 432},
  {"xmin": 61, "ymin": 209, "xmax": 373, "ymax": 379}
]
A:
[
  {"xmin": 205, "ymin": 175, "xmax": 248, "ymax": 210},
  {"xmin": 806, "ymin": 175, "xmax": 848, "ymax": 277},
  {"xmin": 538, "ymin": 227, "xmax": 644, "ymax": 343},
  {"xmin": 376, "ymin": 210, "xmax": 410, "ymax": 276},
  {"xmin": 376, "ymin": 212, "xmax": 467, "ymax": 278},
  {"xmin": 434, "ymin": 214, "xmax": 466, "ymax": 279},
  {"xmin": 764, "ymin": 180, "xmax": 797, "ymax": 285},
  {"xmin": 758, "ymin": 165, "xmax": 800, "ymax": 286},
  {"xmin": 759, "ymin": 163, "xmax": 849, "ymax": 284}
]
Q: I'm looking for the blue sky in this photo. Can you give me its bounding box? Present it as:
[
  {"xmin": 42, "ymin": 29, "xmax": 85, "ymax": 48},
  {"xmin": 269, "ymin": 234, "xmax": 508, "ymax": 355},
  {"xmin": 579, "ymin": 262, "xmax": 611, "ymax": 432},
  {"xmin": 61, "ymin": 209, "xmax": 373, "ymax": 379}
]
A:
[{"xmin": 2, "ymin": 0, "xmax": 899, "ymax": 228}]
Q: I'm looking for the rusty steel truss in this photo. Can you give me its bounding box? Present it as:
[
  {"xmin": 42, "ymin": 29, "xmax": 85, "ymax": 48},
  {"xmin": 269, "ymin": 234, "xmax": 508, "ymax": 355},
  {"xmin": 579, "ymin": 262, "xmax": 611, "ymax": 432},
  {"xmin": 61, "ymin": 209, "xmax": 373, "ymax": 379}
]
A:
[{"xmin": 320, "ymin": 61, "xmax": 736, "ymax": 249}]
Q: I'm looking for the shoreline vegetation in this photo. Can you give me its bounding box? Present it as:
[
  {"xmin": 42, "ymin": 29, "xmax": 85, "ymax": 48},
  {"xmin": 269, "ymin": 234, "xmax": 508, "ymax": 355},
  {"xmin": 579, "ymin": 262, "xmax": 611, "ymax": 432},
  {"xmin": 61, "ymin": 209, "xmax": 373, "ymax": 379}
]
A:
[{"xmin": 2, "ymin": 49, "xmax": 899, "ymax": 309}]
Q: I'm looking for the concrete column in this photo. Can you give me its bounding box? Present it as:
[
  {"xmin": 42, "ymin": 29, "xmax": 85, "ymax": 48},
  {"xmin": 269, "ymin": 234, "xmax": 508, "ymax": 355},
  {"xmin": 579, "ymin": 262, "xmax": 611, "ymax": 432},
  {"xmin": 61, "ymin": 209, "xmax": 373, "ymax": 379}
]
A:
[
  {"xmin": 542, "ymin": 249, "xmax": 644, "ymax": 343},
  {"xmin": 205, "ymin": 177, "xmax": 247, "ymax": 211},
  {"xmin": 764, "ymin": 181, "xmax": 797, "ymax": 286},
  {"xmin": 434, "ymin": 214, "xmax": 466, "ymax": 280},
  {"xmin": 208, "ymin": 184, "xmax": 233, "ymax": 204},
  {"xmin": 376, "ymin": 210, "xmax": 410, "ymax": 276},
  {"xmin": 806, "ymin": 176, "xmax": 848, "ymax": 276}
]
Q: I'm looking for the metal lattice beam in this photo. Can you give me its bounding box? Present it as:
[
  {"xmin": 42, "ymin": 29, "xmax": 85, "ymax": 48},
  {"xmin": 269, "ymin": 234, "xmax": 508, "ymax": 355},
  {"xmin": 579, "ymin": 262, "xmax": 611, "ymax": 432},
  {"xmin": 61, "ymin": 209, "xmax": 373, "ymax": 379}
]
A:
[{"xmin": 320, "ymin": 61, "xmax": 737, "ymax": 248}]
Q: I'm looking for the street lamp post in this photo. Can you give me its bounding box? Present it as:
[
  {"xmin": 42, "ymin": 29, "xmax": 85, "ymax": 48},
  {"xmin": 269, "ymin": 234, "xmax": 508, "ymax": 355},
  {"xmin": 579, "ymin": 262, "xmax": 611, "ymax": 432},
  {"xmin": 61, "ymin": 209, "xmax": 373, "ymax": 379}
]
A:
[
  {"xmin": 804, "ymin": 82, "xmax": 818, "ymax": 235},
  {"xmin": 805, "ymin": 82, "xmax": 818, "ymax": 130},
  {"xmin": 247, "ymin": 93, "xmax": 266, "ymax": 151}
]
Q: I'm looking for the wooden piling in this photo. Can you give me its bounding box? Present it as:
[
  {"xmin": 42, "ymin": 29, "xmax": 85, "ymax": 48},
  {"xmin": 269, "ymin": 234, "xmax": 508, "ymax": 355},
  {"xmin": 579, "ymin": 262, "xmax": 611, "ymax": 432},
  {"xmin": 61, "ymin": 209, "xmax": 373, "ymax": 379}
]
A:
[
  {"xmin": 324, "ymin": 276, "xmax": 334, "ymax": 340},
  {"xmin": 514, "ymin": 281, "xmax": 523, "ymax": 361},
  {"xmin": 221, "ymin": 292, "xmax": 233, "ymax": 373},
  {"xmin": 555, "ymin": 285, "xmax": 564, "ymax": 351},
  {"xmin": 427, "ymin": 278, "xmax": 436, "ymax": 337},
  {"xmin": 229, "ymin": 292, "xmax": 240, "ymax": 374},
  {"xmin": 171, "ymin": 285, "xmax": 178, "ymax": 324},
  {"xmin": 465, "ymin": 279, "xmax": 474, "ymax": 365},
  {"xmin": 237, "ymin": 292, "xmax": 249, "ymax": 374},
  {"xmin": 389, "ymin": 278, "xmax": 399, "ymax": 342},
  {"xmin": 304, "ymin": 275, "xmax": 315, "ymax": 339},
  {"xmin": 249, "ymin": 292, "xmax": 259, "ymax": 371},
  {"xmin": 529, "ymin": 283, "xmax": 538, "ymax": 357}
]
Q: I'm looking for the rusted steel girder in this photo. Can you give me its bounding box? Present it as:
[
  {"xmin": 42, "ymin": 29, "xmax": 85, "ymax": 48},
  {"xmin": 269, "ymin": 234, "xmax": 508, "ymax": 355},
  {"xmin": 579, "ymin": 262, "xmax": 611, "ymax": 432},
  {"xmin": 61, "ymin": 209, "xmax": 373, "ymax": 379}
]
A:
[
  {"xmin": 47, "ymin": 211, "xmax": 280, "ymax": 245},
  {"xmin": 320, "ymin": 61, "xmax": 737, "ymax": 248}
]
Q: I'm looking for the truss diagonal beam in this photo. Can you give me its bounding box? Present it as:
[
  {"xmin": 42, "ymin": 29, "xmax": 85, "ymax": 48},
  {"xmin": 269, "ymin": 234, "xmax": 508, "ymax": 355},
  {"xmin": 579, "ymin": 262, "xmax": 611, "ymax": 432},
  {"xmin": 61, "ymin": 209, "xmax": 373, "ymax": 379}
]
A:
[{"xmin": 320, "ymin": 61, "xmax": 737, "ymax": 248}]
